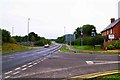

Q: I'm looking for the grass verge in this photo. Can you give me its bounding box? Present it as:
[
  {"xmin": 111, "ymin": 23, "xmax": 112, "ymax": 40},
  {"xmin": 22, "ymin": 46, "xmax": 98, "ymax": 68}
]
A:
[
  {"xmin": 2, "ymin": 43, "xmax": 33, "ymax": 54},
  {"xmin": 60, "ymin": 45, "xmax": 74, "ymax": 53},
  {"xmin": 84, "ymin": 73, "xmax": 120, "ymax": 80},
  {"xmin": 72, "ymin": 45, "xmax": 120, "ymax": 54},
  {"xmin": 73, "ymin": 45, "xmax": 103, "ymax": 50}
]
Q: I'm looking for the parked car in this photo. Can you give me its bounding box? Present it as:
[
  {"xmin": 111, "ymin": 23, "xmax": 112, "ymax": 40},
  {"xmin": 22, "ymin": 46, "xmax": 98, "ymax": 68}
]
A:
[{"xmin": 44, "ymin": 44, "xmax": 49, "ymax": 48}]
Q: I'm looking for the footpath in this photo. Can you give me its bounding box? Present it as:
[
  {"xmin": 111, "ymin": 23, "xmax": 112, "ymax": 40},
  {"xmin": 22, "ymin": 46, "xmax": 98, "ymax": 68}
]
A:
[{"xmin": 66, "ymin": 45, "xmax": 120, "ymax": 53}]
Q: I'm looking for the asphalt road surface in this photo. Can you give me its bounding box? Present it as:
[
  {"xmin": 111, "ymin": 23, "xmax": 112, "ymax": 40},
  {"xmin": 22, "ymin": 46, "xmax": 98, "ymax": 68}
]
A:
[{"xmin": 2, "ymin": 45, "xmax": 120, "ymax": 79}]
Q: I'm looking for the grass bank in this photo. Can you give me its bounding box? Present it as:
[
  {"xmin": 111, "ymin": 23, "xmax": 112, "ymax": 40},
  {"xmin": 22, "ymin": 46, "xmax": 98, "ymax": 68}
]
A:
[
  {"xmin": 73, "ymin": 45, "xmax": 103, "ymax": 50},
  {"xmin": 60, "ymin": 45, "xmax": 74, "ymax": 53},
  {"xmin": 2, "ymin": 43, "xmax": 33, "ymax": 54}
]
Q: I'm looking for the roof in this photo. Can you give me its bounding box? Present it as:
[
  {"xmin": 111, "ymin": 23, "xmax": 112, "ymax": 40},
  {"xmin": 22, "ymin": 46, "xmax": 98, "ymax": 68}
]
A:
[{"xmin": 101, "ymin": 18, "xmax": 120, "ymax": 32}]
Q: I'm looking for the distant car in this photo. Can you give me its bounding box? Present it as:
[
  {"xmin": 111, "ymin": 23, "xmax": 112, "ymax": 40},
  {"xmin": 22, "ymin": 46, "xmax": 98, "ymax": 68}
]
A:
[{"xmin": 44, "ymin": 44, "xmax": 49, "ymax": 48}]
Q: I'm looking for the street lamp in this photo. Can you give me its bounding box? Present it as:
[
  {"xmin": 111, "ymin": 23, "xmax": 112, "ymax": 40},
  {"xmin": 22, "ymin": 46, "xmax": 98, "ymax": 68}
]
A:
[
  {"xmin": 80, "ymin": 27, "xmax": 83, "ymax": 46},
  {"xmin": 28, "ymin": 18, "xmax": 30, "ymax": 42},
  {"xmin": 12, "ymin": 27, "xmax": 14, "ymax": 36}
]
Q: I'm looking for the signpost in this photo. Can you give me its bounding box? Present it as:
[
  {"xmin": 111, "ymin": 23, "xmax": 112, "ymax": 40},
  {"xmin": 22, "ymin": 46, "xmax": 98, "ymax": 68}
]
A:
[{"xmin": 108, "ymin": 34, "xmax": 115, "ymax": 40}]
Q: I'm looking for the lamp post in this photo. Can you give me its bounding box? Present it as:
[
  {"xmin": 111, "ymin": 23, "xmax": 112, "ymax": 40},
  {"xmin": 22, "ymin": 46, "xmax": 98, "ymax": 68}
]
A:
[
  {"xmin": 12, "ymin": 27, "xmax": 14, "ymax": 36},
  {"xmin": 80, "ymin": 27, "xmax": 83, "ymax": 47},
  {"xmin": 28, "ymin": 18, "xmax": 30, "ymax": 42}
]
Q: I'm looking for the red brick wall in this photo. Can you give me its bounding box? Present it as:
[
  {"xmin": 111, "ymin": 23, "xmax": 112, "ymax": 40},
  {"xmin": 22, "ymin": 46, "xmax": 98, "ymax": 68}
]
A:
[{"xmin": 113, "ymin": 22, "xmax": 120, "ymax": 38}]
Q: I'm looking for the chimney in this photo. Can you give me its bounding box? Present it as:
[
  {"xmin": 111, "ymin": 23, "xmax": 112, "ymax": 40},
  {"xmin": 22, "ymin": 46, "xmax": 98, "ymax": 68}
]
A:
[{"xmin": 111, "ymin": 18, "xmax": 115, "ymax": 23}]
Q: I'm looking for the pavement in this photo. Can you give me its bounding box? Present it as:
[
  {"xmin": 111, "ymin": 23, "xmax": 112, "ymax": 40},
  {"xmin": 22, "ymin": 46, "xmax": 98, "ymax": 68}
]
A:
[{"xmin": 66, "ymin": 45, "xmax": 120, "ymax": 53}]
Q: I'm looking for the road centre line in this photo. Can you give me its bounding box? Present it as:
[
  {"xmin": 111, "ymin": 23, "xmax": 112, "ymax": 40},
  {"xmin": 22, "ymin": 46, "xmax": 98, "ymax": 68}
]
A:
[
  {"xmin": 15, "ymin": 67, "xmax": 21, "ymax": 70},
  {"xmin": 4, "ymin": 71, "xmax": 13, "ymax": 75},
  {"xmin": 12, "ymin": 71, "xmax": 20, "ymax": 75},
  {"xmin": 28, "ymin": 62, "xmax": 32, "ymax": 65},
  {"xmin": 22, "ymin": 68, "xmax": 27, "ymax": 71},
  {"xmin": 28, "ymin": 65, "xmax": 33, "ymax": 68},
  {"xmin": 4, "ymin": 76, "xmax": 10, "ymax": 79},
  {"xmin": 22, "ymin": 65, "xmax": 27, "ymax": 67}
]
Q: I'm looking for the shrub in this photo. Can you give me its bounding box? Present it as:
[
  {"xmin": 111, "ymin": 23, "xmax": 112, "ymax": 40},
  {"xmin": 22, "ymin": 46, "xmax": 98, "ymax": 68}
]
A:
[
  {"xmin": 114, "ymin": 42, "xmax": 120, "ymax": 49},
  {"xmin": 34, "ymin": 40, "xmax": 44, "ymax": 46},
  {"xmin": 107, "ymin": 45, "xmax": 115, "ymax": 50}
]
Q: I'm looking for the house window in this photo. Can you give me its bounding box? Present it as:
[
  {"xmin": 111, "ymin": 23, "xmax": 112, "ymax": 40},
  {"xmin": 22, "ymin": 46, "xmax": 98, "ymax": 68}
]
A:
[
  {"xmin": 107, "ymin": 30, "xmax": 109, "ymax": 35},
  {"xmin": 110, "ymin": 29, "xmax": 113, "ymax": 34}
]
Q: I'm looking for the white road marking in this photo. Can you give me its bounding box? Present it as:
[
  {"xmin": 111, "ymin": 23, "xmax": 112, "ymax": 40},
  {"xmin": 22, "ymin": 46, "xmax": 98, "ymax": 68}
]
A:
[
  {"xmin": 13, "ymin": 71, "xmax": 20, "ymax": 75},
  {"xmin": 86, "ymin": 61, "xmax": 94, "ymax": 65},
  {"xmin": 15, "ymin": 67, "xmax": 21, "ymax": 70},
  {"xmin": 119, "ymin": 55, "xmax": 120, "ymax": 56},
  {"xmin": 28, "ymin": 65, "xmax": 33, "ymax": 68},
  {"xmin": 4, "ymin": 71, "xmax": 13, "ymax": 75},
  {"xmin": 22, "ymin": 65, "xmax": 27, "ymax": 67},
  {"xmin": 4, "ymin": 76, "xmax": 10, "ymax": 79},
  {"xmin": 95, "ymin": 61, "xmax": 120, "ymax": 65},
  {"xmin": 33, "ymin": 63, "xmax": 37, "ymax": 65},
  {"xmin": 28, "ymin": 62, "xmax": 32, "ymax": 65},
  {"xmin": 22, "ymin": 68, "xmax": 27, "ymax": 71}
]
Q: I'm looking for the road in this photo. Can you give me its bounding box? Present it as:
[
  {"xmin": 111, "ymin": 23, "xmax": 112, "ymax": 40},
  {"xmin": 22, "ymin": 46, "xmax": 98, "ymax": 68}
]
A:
[
  {"xmin": 2, "ymin": 44, "xmax": 120, "ymax": 79},
  {"xmin": 2, "ymin": 44, "xmax": 62, "ymax": 73}
]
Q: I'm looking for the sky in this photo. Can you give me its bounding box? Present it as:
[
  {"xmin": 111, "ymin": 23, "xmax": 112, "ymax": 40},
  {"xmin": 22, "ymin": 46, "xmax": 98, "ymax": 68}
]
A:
[{"xmin": 0, "ymin": 0, "xmax": 120, "ymax": 39}]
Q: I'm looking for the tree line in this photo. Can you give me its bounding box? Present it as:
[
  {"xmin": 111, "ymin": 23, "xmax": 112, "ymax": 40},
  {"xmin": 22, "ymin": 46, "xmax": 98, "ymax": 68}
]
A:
[
  {"xmin": 1, "ymin": 28, "xmax": 51, "ymax": 46},
  {"xmin": 56, "ymin": 24, "xmax": 104, "ymax": 46}
]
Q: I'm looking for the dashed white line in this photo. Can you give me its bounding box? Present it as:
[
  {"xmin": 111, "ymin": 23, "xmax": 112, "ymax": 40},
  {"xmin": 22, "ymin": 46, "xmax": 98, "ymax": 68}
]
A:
[
  {"xmin": 4, "ymin": 76, "xmax": 10, "ymax": 79},
  {"xmin": 4, "ymin": 71, "xmax": 13, "ymax": 75},
  {"xmin": 28, "ymin": 62, "xmax": 32, "ymax": 65},
  {"xmin": 33, "ymin": 63, "xmax": 37, "ymax": 65},
  {"xmin": 15, "ymin": 67, "xmax": 21, "ymax": 70},
  {"xmin": 12, "ymin": 71, "xmax": 20, "ymax": 75},
  {"xmin": 28, "ymin": 65, "xmax": 33, "ymax": 68},
  {"xmin": 22, "ymin": 65, "xmax": 27, "ymax": 67},
  {"xmin": 22, "ymin": 68, "xmax": 27, "ymax": 71}
]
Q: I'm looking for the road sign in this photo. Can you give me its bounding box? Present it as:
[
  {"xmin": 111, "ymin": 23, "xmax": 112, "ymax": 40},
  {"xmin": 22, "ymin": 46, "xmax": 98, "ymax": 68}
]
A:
[{"xmin": 108, "ymin": 34, "xmax": 114, "ymax": 39}]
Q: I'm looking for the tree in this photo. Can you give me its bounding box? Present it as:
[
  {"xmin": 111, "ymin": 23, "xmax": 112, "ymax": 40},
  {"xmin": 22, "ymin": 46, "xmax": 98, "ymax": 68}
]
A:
[
  {"xmin": 2, "ymin": 29, "xmax": 11, "ymax": 42},
  {"xmin": 74, "ymin": 27, "xmax": 81, "ymax": 39},
  {"xmin": 82, "ymin": 24, "xmax": 97, "ymax": 36},
  {"xmin": 56, "ymin": 35, "xmax": 65, "ymax": 43}
]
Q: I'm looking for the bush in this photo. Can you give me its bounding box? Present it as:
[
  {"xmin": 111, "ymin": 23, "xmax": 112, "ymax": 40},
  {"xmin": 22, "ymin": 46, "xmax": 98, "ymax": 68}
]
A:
[
  {"xmin": 34, "ymin": 40, "xmax": 44, "ymax": 46},
  {"xmin": 114, "ymin": 42, "xmax": 120, "ymax": 49},
  {"xmin": 107, "ymin": 45, "xmax": 115, "ymax": 50},
  {"xmin": 72, "ymin": 35, "xmax": 104, "ymax": 46},
  {"xmin": 34, "ymin": 39, "xmax": 51, "ymax": 46}
]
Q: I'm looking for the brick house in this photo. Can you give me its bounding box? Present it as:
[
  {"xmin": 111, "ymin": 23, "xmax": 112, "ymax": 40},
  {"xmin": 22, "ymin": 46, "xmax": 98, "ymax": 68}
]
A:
[
  {"xmin": 101, "ymin": 18, "xmax": 120, "ymax": 48},
  {"xmin": 101, "ymin": 18, "xmax": 120, "ymax": 40}
]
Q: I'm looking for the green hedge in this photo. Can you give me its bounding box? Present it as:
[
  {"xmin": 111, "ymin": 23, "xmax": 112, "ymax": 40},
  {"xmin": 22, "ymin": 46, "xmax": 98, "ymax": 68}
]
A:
[
  {"xmin": 107, "ymin": 41, "xmax": 120, "ymax": 50},
  {"xmin": 71, "ymin": 35, "xmax": 104, "ymax": 46}
]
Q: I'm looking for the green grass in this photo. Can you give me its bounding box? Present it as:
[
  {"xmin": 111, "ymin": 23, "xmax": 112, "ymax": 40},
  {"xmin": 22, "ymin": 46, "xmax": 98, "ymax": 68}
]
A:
[
  {"xmin": 2, "ymin": 43, "xmax": 33, "ymax": 54},
  {"xmin": 84, "ymin": 73, "xmax": 120, "ymax": 80},
  {"xmin": 60, "ymin": 45, "xmax": 74, "ymax": 52},
  {"xmin": 73, "ymin": 45, "xmax": 103, "ymax": 50}
]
